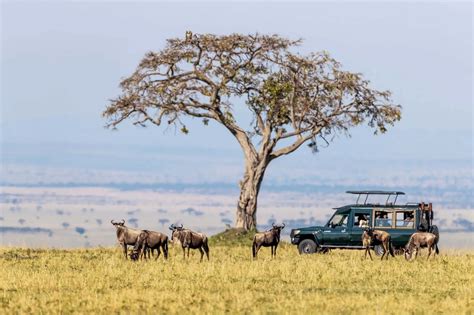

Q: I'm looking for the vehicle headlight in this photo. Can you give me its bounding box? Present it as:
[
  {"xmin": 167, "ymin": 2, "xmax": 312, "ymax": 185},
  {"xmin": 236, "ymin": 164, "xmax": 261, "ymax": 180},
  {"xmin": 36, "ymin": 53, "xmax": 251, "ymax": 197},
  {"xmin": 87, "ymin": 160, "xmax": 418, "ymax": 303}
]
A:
[{"xmin": 293, "ymin": 230, "xmax": 300, "ymax": 235}]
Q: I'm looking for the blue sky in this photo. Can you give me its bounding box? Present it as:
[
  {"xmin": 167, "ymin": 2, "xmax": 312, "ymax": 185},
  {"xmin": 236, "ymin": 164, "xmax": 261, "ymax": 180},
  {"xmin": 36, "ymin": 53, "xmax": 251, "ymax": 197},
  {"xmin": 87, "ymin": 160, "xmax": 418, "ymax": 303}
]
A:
[{"xmin": 1, "ymin": 1, "xmax": 472, "ymax": 169}]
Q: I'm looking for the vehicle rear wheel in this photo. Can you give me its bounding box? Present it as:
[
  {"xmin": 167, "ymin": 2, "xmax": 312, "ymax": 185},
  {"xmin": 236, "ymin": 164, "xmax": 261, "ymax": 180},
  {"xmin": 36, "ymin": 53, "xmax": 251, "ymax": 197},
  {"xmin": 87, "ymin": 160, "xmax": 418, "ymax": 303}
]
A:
[
  {"xmin": 298, "ymin": 239, "xmax": 317, "ymax": 254},
  {"xmin": 374, "ymin": 245, "xmax": 385, "ymax": 256}
]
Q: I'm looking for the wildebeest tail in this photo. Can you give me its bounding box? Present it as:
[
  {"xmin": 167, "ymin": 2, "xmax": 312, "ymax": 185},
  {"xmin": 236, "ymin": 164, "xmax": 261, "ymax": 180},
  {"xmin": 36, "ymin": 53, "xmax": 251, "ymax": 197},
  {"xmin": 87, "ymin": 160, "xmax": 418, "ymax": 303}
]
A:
[
  {"xmin": 164, "ymin": 239, "xmax": 169, "ymax": 259},
  {"xmin": 252, "ymin": 240, "xmax": 257, "ymax": 258},
  {"xmin": 389, "ymin": 237, "xmax": 395, "ymax": 257},
  {"xmin": 202, "ymin": 236, "xmax": 210, "ymax": 255},
  {"xmin": 430, "ymin": 225, "xmax": 440, "ymax": 244}
]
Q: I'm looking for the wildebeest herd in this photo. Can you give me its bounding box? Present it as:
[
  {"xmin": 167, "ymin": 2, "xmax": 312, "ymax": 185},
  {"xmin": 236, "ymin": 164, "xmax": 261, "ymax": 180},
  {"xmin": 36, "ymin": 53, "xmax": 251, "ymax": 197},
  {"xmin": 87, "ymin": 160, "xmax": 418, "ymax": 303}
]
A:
[
  {"xmin": 362, "ymin": 227, "xmax": 440, "ymax": 261},
  {"xmin": 112, "ymin": 220, "xmax": 439, "ymax": 261},
  {"xmin": 111, "ymin": 220, "xmax": 209, "ymax": 261}
]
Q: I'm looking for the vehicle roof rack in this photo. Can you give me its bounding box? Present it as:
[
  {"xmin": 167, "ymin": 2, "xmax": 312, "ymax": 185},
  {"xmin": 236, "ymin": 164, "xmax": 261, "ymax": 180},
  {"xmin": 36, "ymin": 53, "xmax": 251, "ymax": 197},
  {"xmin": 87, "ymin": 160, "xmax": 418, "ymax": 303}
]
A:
[{"xmin": 346, "ymin": 190, "xmax": 405, "ymax": 205}]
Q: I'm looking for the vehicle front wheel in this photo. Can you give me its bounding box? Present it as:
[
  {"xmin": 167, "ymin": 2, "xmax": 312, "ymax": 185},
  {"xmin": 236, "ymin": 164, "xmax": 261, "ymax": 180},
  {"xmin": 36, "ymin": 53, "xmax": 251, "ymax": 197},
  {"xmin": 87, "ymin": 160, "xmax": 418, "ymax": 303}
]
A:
[
  {"xmin": 298, "ymin": 239, "xmax": 317, "ymax": 254},
  {"xmin": 374, "ymin": 245, "xmax": 385, "ymax": 256}
]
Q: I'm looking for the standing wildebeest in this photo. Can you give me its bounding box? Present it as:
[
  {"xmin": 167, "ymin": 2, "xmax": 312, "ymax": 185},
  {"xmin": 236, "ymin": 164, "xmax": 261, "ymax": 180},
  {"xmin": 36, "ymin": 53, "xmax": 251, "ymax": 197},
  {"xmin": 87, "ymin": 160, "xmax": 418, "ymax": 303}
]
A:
[
  {"xmin": 361, "ymin": 228, "xmax": 395, "ymax": 260},
  {"xmin": 130, "ymin": 230, "xmax": 169, "ymax": 261},
  {"xmin": 111, "ymin": 219, "xmax": 143, "ymax": 259},
  {"xmin": 252, "ymin": 223, "xmax": 285, "ymax": 259},
  {"xmin": 169, "ymin": 224, "xmax": 209, "ymax": 262},
  {"xmin": 404, "ymin": 232, "xmax": 439, "ymax": 261}
]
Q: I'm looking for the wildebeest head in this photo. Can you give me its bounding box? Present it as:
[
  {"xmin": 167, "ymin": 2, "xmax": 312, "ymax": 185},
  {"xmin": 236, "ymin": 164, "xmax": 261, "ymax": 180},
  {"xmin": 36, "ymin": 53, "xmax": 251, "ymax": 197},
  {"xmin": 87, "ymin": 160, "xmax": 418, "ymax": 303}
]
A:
[
  {"xmin": 364, "ymin": 227, "xmax": 374, "ymax": 236},
  {"xmin": 111, "ymin": 219, "xmax": 125, "ymax": 227},
  {"xmin": 271, "ymin": 222, "xmax": 285, "ymax": 232},
  {"xmin": 169, "ymin": 223, "xmax": 184, "ymax": 242},
  {"xmin": 129, "ymin": 251, "xmax": 140, "ymax": 261},
  {"xmin": 404, "ymin": 247, "xmax": 412, "ymax": 260}
]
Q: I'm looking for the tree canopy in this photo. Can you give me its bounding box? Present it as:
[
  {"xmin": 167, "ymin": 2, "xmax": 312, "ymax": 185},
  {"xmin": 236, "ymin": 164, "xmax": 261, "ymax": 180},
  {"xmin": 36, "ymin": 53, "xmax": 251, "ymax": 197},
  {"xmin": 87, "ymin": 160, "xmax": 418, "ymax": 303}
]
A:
[{"xmin": 104, "ymin": 32, "xmax": 402, "ymax": 230}]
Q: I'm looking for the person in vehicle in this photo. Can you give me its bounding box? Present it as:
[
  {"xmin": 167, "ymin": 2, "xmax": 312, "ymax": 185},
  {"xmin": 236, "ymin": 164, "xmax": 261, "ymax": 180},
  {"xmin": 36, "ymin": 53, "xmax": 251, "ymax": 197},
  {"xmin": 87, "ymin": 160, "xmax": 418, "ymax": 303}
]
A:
[
  {"xmin": 375, "ymin": 212, "xmax": 391, "ymax": 227},
  {"xmin": 404, "ymin": 213, "xmax": 414, "ymax": 227},
  {"xmin": 381, "ymin": 214, "xmax": 391, "ymax": 227},
  {"xmin": 357, "ymin": 215, "xmax": 369, "ymax": 228}
]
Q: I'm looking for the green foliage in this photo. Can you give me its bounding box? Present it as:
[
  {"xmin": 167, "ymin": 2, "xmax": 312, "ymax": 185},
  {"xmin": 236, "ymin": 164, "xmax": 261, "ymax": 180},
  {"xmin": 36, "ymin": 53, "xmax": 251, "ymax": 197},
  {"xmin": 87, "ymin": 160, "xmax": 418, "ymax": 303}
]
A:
[
  {"xmin": 180, "ymin": 126, "xmax": 189, "ymax": 134},
  {"xmin": 1, "ymin": 247, "xmax": 473, "ymax": 314}
]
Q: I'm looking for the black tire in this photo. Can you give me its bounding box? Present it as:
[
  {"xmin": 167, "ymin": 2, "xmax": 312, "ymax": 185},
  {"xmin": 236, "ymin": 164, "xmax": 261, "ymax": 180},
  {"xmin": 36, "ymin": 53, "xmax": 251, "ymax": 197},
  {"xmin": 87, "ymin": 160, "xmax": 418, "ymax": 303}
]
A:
[
  {"xmin": 298, "ymin": 239, "xmax": 317, "ymax": 254},
  {"xmin": 374, "ymin": 245, "xmax": 385, "ymax": 256}
]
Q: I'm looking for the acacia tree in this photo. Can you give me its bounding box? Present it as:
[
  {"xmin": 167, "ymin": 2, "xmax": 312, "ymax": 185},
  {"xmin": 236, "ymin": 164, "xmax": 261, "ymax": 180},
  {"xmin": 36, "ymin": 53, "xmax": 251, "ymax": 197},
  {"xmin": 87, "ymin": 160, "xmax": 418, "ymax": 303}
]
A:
[{"xmin": 103, "ymin": 33, "xmax": 401, "ymax": 231}]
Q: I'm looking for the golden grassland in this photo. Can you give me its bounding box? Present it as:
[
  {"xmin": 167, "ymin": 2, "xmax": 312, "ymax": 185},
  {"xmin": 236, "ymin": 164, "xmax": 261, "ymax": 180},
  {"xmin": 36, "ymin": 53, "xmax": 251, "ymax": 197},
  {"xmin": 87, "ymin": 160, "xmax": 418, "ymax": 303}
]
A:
[{"xmin": 1, "ymin": 244, "xmax": 473, "ymax": 314}]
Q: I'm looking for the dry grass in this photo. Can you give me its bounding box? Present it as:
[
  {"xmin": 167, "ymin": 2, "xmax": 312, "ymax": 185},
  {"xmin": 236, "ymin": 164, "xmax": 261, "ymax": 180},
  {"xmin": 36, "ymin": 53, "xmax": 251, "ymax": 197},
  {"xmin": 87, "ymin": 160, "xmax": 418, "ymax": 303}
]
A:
[{"xmin": 1, "ymin": 244, "xmax": 473, "ymax": 314}]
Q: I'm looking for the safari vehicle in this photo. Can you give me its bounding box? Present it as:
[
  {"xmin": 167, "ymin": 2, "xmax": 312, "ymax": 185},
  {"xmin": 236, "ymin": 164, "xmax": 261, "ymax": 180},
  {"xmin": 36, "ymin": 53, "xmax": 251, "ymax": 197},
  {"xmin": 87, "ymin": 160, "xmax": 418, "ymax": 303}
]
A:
[{"xmin": 290, "ymin": 191, "xmax": 439, "ymax": 255}]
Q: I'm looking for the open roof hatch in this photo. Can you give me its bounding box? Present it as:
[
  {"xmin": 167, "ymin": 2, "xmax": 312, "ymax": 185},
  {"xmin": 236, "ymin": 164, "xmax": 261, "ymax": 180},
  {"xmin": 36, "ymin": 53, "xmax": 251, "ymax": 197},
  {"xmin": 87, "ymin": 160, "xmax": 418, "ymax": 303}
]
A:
[{"xmin": 346, "ymin": 190, "xmax": 405, "ymax": 205}]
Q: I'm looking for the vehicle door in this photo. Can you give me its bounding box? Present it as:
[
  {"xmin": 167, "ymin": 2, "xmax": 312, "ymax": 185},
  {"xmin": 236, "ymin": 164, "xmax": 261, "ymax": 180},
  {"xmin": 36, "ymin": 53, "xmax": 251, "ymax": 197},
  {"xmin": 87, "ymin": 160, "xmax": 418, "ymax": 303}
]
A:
[
  {"xmin": 391, "ymin": 209, "xmax": 417, "ymax": 247},
  {"xmin": 349, "ymin": 209, "xmax": 372, "ymax": 245},
  {"xmin": 322, "ymin": 212, "xmax": 351, "ymax": 245}
]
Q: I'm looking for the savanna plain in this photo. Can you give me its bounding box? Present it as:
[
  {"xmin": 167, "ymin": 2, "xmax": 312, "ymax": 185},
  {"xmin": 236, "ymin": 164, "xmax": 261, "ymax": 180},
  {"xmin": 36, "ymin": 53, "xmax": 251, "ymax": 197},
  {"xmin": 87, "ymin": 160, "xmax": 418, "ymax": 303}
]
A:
[{"xmin": 1, "ymin": 242, "xmax": 473, "ymax": 314}]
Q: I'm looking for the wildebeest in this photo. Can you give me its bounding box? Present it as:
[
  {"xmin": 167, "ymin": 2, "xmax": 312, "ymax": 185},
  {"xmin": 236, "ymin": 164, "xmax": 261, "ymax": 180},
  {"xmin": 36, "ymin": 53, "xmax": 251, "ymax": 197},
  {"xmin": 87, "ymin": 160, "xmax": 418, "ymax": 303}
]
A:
[
  {"xmin": 111, "ymin": 219, "xmax": 143, "ymax": 259},
  {"xmin": 130, "ymin": 230, "xmax": 169, "ymax": 261},
  {"xmin": 252, "ymin": 223, "xmax": 285, "ymax": 259},
  {"xmin": 404, "ymin": 232, "xmax": 439, "ymax": 261},
  {"xmin": 169, "ymin": 224, "xmax": 209, "ymax": 262},
  {"xmin": 361, "ymin": 228, "xmax": 395, "ymax": 260}
]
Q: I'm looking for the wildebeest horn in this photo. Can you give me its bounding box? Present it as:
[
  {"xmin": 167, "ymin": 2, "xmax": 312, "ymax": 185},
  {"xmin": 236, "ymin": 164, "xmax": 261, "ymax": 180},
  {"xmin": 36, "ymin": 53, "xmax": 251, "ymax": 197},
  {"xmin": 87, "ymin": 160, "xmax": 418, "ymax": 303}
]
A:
[
  {"xmin": 272, "ymin": 222, "xmax": 276, "ymax": 227},
  {"xmin": 111, "ymin": 220, "xmax": 116, "ymax": 224},
  {"xmin": 169, "ymin": 224, "xmax": 175, "ymax": 230},
  {"xmin": 121, "ymin": 219, "xmax": 125, "ymax": 224},
  {"xmin": 281, "ymin": 222, "xmax": 285, "ymax": 228},
  {"xmin": 179, "ymin": 223, "xmax": 183, "ymax": 228}
]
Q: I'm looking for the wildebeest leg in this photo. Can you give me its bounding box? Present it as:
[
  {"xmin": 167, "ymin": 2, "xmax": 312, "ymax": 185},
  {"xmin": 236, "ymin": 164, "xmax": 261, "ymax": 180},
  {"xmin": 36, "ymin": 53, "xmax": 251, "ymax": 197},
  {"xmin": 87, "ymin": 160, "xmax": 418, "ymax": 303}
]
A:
[
  {"xmin": 385, "ymin": 242, "xmax": 390, "ymax": 260},
  {"xmin": 255, "ymin": 245, "xmax": 261, "ymax": 258},
  {"xmin": 187, "ymin": 247, "xmax": 190, "ymax": 258},
  {"xmin": 274, "ymin": 244, "xmax": 278, "ymax": 258},
  {"xmin": 199, "ymin": 247, "xmax": 204, "ymax": 262},
  {"xmin": 380, "ymin": 244, "xmax": 386, "ymax": 260},
  {"xmin": 182, "ymin": 246, "xmax": 186, "ymax": 259},
  {"xmin": 163, "ymin": 243, "xmax": 168, "ymax": 260},
  {"xmin": 427, "ymin": 245, "xmax": 432, "ymax": 260},
  {"xmin": 122, "ymin": 243, "xmax": 128, "ymax": 259},
  {"xmin": 271, "ymin": 246, "xmax": 274, "ymax": 258},
  {"xmin": 366, "ymin": 247, "xmax": 373, "ymax": 260},
  {"xmin": 156, "ymin": 248, "xmax": 161, "ymax": 260},
  {"xmin": 415, "ymin": 246, "xmax": 419, "ymax": 259}
]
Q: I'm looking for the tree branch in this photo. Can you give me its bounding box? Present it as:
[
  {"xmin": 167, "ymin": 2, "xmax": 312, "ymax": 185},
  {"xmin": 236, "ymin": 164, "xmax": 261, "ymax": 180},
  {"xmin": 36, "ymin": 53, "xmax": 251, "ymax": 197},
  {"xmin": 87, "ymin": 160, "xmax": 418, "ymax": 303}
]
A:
[{"xmin": 270, "ymin": 126, "xmax": 323, "ymax": 159}]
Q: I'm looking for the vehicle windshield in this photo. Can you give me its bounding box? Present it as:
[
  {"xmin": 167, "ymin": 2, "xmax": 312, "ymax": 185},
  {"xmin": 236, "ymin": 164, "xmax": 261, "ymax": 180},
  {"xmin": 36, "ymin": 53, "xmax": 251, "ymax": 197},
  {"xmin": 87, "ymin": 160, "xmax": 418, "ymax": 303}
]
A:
[{"xmin": 327, "ymin": 214, "xmax": 348, "ymax": 227}]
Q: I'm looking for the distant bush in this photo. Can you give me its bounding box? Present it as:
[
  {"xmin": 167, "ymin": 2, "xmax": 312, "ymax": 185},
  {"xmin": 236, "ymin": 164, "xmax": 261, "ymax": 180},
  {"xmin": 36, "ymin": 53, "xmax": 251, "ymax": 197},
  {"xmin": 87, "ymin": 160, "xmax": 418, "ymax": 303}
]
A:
[
  {"xmin": 181, "ymin": 208, "xmax": 204, "ymax": 217},
  {"xmin": 158, "ymin": 218, "xmax": 170, "ymax": 226},
  {"xmin": 75, "ymin": 227, "xmax": 86, "ymax": 235}
]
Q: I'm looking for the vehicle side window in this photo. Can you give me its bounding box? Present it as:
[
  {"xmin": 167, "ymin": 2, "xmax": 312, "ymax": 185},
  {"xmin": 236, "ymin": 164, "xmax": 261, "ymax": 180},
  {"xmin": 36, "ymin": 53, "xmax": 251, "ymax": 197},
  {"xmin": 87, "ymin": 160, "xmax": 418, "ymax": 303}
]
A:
[
  {"xmin": 395, "ymin": 211, "xmax": 414, "ymax": 228},
  {"xmin": 353, "ymin": 213, "xmax": 371, "ymax": 228},
  {"xmin": 329, "ymin": 214, "xmax": 349, "ymax": 227},
  {"xmin": 374, "ymin": 211, "xmax": 392, "ymax": 228}
]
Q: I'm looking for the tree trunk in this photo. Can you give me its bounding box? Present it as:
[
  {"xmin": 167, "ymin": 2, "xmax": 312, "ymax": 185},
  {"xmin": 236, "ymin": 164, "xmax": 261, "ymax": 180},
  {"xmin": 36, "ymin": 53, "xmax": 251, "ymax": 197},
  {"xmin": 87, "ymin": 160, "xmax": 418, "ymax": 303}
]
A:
[{"xmin": 235, "ymin": 158, "xmax": 269, "ymax": 231}]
